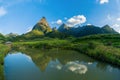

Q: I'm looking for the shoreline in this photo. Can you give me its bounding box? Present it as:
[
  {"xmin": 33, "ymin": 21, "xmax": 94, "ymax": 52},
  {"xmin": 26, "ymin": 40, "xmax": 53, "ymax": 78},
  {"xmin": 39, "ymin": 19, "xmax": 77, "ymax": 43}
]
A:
[{"xmin": 12, "ymin": 40, "xmax": 120, "ymax": 67}]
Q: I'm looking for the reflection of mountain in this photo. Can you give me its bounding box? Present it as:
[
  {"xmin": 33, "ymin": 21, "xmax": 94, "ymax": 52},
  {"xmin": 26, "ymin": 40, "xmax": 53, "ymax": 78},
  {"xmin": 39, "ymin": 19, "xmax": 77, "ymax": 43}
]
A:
[
  {"xmin": 20, "ymin": 49, "xmax": 93, "ymax": 69},
  {"xmin": 46, "ymin": 49, "xmax": 94, "ymax": 65},
  {"xmin": 19, "ymin": 48, "xmax": 110, "ymax": 71},
  {"xmin": 20, "ymin": 49, "xmax": 51, "ymax": 71},
  {"xmin": 34, "ymin": 56, "xmax": 51, "ymax": 71}
]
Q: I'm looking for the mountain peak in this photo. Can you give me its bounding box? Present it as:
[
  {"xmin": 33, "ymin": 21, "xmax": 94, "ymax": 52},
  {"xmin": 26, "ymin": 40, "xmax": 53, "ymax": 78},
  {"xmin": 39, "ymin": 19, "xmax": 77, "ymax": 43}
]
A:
[
  {"xmin": 102, "ymin": 25, "xmax": 111, "ymax": 28},
  {"xmin": 39, "ymin": 17, "xmax": 46, "ymax": 22},
  {"xmin": 102, "ymin": 25, "xmax": 117, "ymax": 33},
  {"xmin": 58, "ymin": 23, "xmax": 70, "ymax": 32},
  {"xmin": 32, "ymin": 17, "xmax": 52, "ymax": 33},
  {"xmin": 38, "ymin": 17, "xmax": 49, "ymax": 27}
]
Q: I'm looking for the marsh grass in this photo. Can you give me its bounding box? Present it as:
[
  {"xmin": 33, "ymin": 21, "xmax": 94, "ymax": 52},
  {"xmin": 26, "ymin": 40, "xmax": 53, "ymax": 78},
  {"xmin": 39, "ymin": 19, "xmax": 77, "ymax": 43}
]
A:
[
  {"xmin": 12, "ymin": 38, "xmax": 120, "ymax": 67},
  {"xmin": 0, "ymin": 44, "xmax": 11, "ymax": 80}
]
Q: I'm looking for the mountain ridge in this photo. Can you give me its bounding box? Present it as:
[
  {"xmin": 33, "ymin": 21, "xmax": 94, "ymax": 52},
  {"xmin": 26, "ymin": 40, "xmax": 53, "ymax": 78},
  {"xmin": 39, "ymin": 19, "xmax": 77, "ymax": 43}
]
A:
[{"xmin": 28, "ymin": 17, "xmax": 118, "ymax": 38}]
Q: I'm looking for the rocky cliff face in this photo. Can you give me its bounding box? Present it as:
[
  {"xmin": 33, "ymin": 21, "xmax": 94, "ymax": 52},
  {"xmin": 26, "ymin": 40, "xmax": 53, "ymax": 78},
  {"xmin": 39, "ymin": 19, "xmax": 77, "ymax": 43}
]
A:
[{"xmin": 32, "ymin": 17, "xmax": 52, "ymax": 33}]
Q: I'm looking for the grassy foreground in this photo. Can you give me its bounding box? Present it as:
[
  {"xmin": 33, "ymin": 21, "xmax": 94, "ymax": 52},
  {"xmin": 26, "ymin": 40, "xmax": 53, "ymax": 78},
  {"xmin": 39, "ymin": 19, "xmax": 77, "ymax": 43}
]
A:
[
  {"xmin": 12, "ymin": 38, "xmax": 120, "ymax": 67},
  {"xmin": 0, "ymin": 44, "xmax": 11, "ymax": 80}
]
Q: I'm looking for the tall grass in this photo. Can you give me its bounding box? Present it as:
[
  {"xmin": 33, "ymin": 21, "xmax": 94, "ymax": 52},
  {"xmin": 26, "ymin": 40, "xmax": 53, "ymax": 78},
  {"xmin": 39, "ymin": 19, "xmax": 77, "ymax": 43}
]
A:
[
  {"xmin": 13, "ymin": 39, "xmax": 71, "ymax": 49},
  {"xmin": 0, "ymin": 44, "xmax": 10, "ymax": 80},
  {"xmin": 71, "ymin": 41, "xmax": 120, "ymax": 66},
  {"xmin": 12, "ymin": 39, "xmax": 120, "ymax": 67}
]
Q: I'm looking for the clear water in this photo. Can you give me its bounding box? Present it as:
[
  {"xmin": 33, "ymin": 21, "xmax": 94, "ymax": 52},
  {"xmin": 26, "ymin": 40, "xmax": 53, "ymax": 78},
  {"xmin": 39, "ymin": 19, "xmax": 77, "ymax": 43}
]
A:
[{"xmin": 4, "ymin": 49, "xmax": 120, "ymax": 80}]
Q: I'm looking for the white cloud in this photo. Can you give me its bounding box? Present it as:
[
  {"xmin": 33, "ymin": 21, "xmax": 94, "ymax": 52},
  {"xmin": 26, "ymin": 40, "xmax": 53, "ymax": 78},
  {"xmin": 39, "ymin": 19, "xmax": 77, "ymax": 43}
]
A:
[
  {"xmin": 67, "ymin": 15, "xmax": 87, "ymax": 27},
  {"xmin": 112, "ymin": 24, "xmax": 120, "ymax": 33},
  {"xmin": 99, "ymin": 0, "xmax": 109, "ymax": 4},
  {"xmin": 117, "ymin": 18, "xmax": 120, "ymax": 21},
  {"xmin": 56, "ymin": 19, "xmax": 63, "ymax": 25},
  {"xmin": 51, "ymin": 19, "xmax": 63, "ymax": 25},
  {"xmin": 0, "ymin": 7, "xmax": 7, "ymax": 17}
]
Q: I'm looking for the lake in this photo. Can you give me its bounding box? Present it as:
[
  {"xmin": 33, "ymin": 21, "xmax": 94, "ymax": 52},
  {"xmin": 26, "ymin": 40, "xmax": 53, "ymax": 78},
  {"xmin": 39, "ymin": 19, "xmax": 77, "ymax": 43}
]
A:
[{"xmin": 4, "ymin": 49, "xmax": 120, "ymax": 80}]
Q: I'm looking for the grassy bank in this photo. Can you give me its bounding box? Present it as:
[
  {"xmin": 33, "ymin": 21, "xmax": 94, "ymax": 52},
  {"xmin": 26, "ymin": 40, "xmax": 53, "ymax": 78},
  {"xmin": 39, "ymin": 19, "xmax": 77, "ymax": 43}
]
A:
[
  {"xmin": 13, "ymin": 39, "xmax": 71, "ymax": 50},
  {"xmin": 0, "ymin": 44, "xmax": 11, "ymax": 80},
  {"xmin": 70, "ymin": 41, "xmax": 120, "ymax": 66},
  {"xmin": 12, "ymin": 38, "xmax": 120, "ymax": 67}
]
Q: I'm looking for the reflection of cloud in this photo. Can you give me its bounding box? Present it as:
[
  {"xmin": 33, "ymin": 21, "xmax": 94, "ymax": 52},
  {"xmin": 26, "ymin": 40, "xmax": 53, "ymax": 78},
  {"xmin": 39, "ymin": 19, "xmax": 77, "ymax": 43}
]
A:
[
  {"xmin": 65, "ymin": 62, "xmax": 88, "ymax": 74},
  {"xmin": 109, "ymin": 67, "xmax": 113, "ymax": 72},
  {"xmin": 6, "ymin": 53, "xmax": 32, "ymax": 62},
  {"xmin": 26, "ymin": 55, "xmax": 32, "ymax": 61},
  {"xmin": 50, "ymin": 61, "xmax": 63, "ymax": 70},
  {"xmin": 51, "ymin": 61, "xmax": 88, "ymax": 74},
  {"xmin": 88, "ymin": 62, "xmax": 93, "ymax": 65}
]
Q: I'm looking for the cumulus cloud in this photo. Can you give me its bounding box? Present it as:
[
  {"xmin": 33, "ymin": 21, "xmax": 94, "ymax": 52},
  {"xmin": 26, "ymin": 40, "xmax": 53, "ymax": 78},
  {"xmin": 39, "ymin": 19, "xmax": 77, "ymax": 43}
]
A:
[
  {"xmin": 51, "ymin": 19, "xmax": 63, "ymax": 25},
  {"xmin": 56, "ymin": 19, "xmax": 63, "ymax": 25},
  {"xmin": 99, "ymin": 0, "xmax": 109, "ymax": 4},
  {"xmin": 0, "ymin": 7, "xmax": 7, "ymax": 17},
  {"xmin": 117, "ymin": 18, "xmax": 120, "ymax": 21},
  {"xmin": 67, "ymin": 15, "xmax": 87, "ymax": 27}
]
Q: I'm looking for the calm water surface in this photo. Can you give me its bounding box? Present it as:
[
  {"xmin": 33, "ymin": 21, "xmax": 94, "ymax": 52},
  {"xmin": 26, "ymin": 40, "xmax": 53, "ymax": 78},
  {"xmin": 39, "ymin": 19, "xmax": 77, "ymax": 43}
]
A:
[{"xmin": 4, "ymin": 49, "xmax": 120, "ymax": 80}]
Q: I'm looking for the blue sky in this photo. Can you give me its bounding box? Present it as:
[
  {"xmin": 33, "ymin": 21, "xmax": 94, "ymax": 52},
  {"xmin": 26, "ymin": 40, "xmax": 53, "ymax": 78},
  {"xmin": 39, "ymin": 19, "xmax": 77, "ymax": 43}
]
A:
[{"xmin": 0, "ymin": 0, "xmax": 120, "ymax": 34}]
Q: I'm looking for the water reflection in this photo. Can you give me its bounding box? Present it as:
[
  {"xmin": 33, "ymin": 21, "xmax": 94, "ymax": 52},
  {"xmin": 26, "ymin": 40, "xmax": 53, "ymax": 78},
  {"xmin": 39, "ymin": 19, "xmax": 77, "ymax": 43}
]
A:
[
  {"xmin": 50, "ymin": 61, "xmax": 88, "ymax": 74},
  {"xmin": 64, "ymin": 61, "xmax": 88, "ymax": 74},
  {"xmin": 4, "ymin": 53, "xmax": 41, "ymax": 80},
  {"xmin": 4, "ymin": 49, "xmax": 120, "ymax": 80}
]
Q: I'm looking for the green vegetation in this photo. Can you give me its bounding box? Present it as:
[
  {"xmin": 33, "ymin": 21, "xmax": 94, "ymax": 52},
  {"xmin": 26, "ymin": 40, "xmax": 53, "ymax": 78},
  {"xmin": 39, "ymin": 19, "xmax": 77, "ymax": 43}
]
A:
[
  {"xmin": 0, "ymin": 44, "xmax": 11, "ymax": 80},
  {"xmin": 0, "ymin": 17, "xmax": 120, "ymax": 79},
  {"xmin": 23, "ymin": 30, "xmax": 44, "ymax": 39},
  {"xmin": 12, "ymin": 34, "xmax": 120, "ymax": 67},
  {"xmin": 71, "ymin": 41, "xmax": 120, "ymax": 66},
  {"xmin": 0, "ymin": 33, "xmax": 5, "ymax": 44},
  {"xmin": 13, "ymin": 39, "xmax": 70, "ymax": 49}
]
